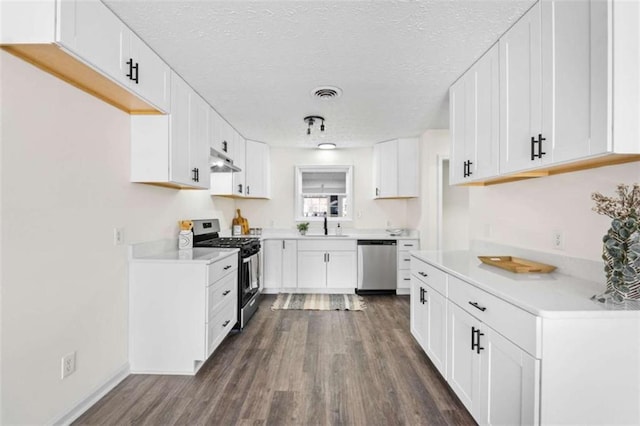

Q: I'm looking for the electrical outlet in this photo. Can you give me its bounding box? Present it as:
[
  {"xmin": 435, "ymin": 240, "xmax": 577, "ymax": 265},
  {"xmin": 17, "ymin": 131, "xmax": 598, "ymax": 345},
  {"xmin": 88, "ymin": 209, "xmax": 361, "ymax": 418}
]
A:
[
  {"xmin": 61, "ymin": 351, "xmax": 76, "ymax": 379},
  {"xmin": 552, "ymin": 231, "xmax": 564, "ymax": 250},
  {"xmin": 113, "ymin": 228, "xmax": 124, "ymax": 246}
]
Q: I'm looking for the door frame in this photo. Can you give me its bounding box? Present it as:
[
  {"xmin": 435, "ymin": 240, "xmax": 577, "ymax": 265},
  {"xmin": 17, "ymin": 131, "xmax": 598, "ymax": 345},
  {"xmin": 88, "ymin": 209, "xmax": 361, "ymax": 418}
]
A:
[{"xmin": 436, "ymin": 155, "xmax": 449, "ymax": 251}]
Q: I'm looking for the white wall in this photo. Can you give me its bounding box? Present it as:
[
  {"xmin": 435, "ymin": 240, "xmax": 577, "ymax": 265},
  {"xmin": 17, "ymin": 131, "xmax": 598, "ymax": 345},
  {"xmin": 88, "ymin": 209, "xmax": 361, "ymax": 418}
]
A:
[
  {"xmin": 234, "ymin": 147, "xmax": 409, "ymax": 233},
  {"xmin": 0, "ymin": 51, "xmax": 234, "ymax": 424},
  {"xmin": 469, "ymin": 162, "xmax": 640, "ymax": 261},
  {"xmin": 407, "ymin": 130, "xmax": 451, "ymax": 250},
  {"xmin": 442, "ymin": 160, "xmax": 470, "ymax": 251}
]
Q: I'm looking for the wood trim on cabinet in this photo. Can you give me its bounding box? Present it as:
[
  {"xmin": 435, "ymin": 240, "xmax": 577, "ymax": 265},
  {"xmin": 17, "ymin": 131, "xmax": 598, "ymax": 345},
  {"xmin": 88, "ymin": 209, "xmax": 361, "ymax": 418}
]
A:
[
  {"xmin": 461, "ymin": 153, "xmax": 640, "ymax": 186},
  {"xmin": 1, "ymin": 44, "xmax": 163, "ymax": 115}
]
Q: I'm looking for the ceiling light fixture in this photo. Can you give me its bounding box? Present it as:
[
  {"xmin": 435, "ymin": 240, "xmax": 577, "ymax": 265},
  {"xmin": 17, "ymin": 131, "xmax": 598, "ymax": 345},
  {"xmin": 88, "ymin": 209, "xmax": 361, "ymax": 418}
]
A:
[
  {"xmin": 317, "ymin": 142, "xmax": 336, "ymax": 150},
  {"xmin": 304, "ymin": 115, "xmax": 325, "ymax": 136}
]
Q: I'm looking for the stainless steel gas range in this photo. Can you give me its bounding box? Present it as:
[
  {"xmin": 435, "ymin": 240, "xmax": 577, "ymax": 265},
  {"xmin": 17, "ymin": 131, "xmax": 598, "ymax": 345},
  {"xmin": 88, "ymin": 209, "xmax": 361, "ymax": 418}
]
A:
[{"xmin": 191, "ymin": 219, "xmax": 261, "ymax": 330}]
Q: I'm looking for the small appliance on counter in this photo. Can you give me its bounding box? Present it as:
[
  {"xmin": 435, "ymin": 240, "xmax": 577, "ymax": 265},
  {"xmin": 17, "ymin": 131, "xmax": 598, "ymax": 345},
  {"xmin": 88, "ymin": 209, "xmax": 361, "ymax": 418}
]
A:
[{"xmin": 191, "ymin": 218, "xmax": 261, "ymax": 330}]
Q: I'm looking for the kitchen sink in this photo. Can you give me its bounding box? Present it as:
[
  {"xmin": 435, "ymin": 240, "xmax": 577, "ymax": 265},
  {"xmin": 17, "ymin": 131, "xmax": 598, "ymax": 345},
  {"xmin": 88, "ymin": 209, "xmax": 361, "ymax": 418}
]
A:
[{"xmin": 303, "ymin": 234, "xmax": 350, "ymax": 238}]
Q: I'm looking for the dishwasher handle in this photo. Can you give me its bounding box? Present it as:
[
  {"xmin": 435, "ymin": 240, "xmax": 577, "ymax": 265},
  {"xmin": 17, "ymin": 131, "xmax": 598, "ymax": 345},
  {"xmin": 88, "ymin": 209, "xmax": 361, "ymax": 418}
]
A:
[
  {"xmin": 357, "ymin": 246, "xmax": 364, "ymax": 289},
  {"xmin": 357, "ymin": 240, "xmax": 397, "ymax": 245}
]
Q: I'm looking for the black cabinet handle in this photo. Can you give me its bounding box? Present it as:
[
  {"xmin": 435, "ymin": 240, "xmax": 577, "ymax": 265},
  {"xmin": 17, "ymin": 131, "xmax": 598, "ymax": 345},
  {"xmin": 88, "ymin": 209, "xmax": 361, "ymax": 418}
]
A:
[
  {"xmin": 375, "ymin": 187, "xmax": 380, "ymax": 196},
  {"xmin": 222, "ymin": 141, "xmax": 228, "ymax": 152},
  {"xmin": 538, "ymin": 134, "xmax": 546, "ymax": 158},
  {"xmin": 468, "ymin": 301, "xmax": 487, "ymax": 312},
  {"xmin": 223, "ymin": 265, "xmax": 232, "ymax": 270},
  {"xmin": 246, "ymin": 186, "xmax": 250, "ymax": 195},
  {"xmin": 282, "ymin": 240, "xmax": 285, "ymax": 250},
  {"xmin": 126, "ymin": 58, "xmax": 139, "ymax": 84},
  {"xmin": 196, "ymin": 168, "xmax": 200, "ymax": 182},
  {"xmin": 222, "ymin": 290, "xmax": 231, "ymax": 296},
  {"xmin": 404, "ymin": 244, "xmax": 414, "ymax": 247},
  {"xmin": 418, "ymin": 271, "xmax": 428, "ymax": 277},
  {"xmin": 531, "ymin": 134, "xmax": 547, "ymax": 160},
  {"xmin": 419, "ymin": 287, "xmax": 424, "ymax": 304},
  {"xmin": 463, "ymin": 160, "xmax": 473, "ymax": 178},
  {"xmin": 238, "ymin": 184, "xmax": 243, "ymax": 194},
  {"xmin": 421, "ymin": 287, "xmax": 427, "ymax": 304},
  {"xmin": 471, "ymin": 326, "xmax": 484, "ymax": 354},
  {"xmin": 192, "ymin": 168, "xmax": 198, "ymax": 182},
  {"xmin": 404, "ymin": 259, "xmax": 411, "ymax": 262},
  {"xmin": 222, "ymin": 320, "xmax": 230, "ymax": 327},
  {"xmin": 403, "ymin": 278, "xmax": 410, "ymax": 281},
  {"xmin": 327, "ymin": 253, "xmax": 330, "ymax": 262}
]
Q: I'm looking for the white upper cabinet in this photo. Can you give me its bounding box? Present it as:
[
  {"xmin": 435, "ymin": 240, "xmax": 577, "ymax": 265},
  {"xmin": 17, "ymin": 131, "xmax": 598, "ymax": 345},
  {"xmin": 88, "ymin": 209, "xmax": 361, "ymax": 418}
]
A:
[
  {"xmin": 2, "ymin": 0, "xmax": 169, "ymax": 114},
  {"xmin": 209, "ymin": 110, "xmax": 234, "ymax": 159},
  {"xmin": 131, "ymin": 71, "xmax": 209, "ymax": 189},
  {"xmin": 451, "ymin": 43, "xmax": 500, "ymax": 185},
  {"xmin": 245, "ymin": 140, "xmax": 271, "ymax": 199},
  {"xmin": 59, "ymin": 0, "xmax": 170, "ymax": 112},
  {"xmin": 373, "ymin": 138, "xmax": 419, "ymax": 198},
  {"xmin": 127, "ymin": 32, "xmax": 171, "ymax": 113},
  {"xmin": 540, "ymin": 0, "xmax": 609, "ymax": 163},
  {"xmin": 233, "ymin": 134, "xmax": 247, "ymax": 197},
  {"xmin": 451, "ymin": 0, "xmax": 640, "ymax": 184},
  {"xmin": 499, "ymin": 1, "xmax": 544, "ymax": 174}
]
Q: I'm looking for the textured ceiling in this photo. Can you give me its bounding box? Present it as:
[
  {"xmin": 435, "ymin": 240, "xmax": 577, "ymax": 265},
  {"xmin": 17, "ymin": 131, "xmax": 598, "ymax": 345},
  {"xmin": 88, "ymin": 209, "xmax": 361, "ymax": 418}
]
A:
[{"xmin": 103, "ymin": 0, "xmax": 535, "ymax": 147}]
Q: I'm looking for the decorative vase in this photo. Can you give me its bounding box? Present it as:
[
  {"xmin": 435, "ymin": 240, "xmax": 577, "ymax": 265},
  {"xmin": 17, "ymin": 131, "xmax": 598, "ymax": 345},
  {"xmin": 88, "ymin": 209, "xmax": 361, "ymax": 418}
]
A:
[{"xmin": 599, "ymin": 215, "xmax": 640, "ymax": 303}]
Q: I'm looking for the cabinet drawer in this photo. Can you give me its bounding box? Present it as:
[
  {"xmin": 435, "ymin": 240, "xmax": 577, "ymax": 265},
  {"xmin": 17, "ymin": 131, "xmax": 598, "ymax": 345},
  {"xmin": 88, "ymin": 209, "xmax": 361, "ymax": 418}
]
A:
[
  {"xmin": 207, "ymin": 300, "xmax": 236, "ymax": 356},
  {"xmin": 448, "ymin": 275, "xmax": 538, "ymax": 355},
  {"xmin": 398, "ymin": 239, "xmax": 419, "ymax": 251},
  {"xmin": 411, "ymin": 257, "xmax": 447, "ymax": 296},
  {"xmin": 207, "ymin": 273, "xmax": 237, "ymax": 321},
  {"xmin": 398, "ymin": 251, "xmax": 412, "ymax": 269},
  {"xmin": 208, "ymin": 254, "xmax": 238, "ymax": 285},
  {"xmin": 397, "ymin": 270, "xmax": 411, "ymax": 289},
  {"xmin": 297, "ymin": 239, "xmax": 356, "ymax": 252}
]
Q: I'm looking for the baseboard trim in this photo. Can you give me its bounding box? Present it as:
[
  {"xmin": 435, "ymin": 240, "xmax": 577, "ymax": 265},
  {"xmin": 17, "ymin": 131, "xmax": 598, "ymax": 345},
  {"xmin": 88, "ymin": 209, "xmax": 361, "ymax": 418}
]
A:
[{"xmin": 51, "ymin": 363, "xmax": 130, "ymax": 426}]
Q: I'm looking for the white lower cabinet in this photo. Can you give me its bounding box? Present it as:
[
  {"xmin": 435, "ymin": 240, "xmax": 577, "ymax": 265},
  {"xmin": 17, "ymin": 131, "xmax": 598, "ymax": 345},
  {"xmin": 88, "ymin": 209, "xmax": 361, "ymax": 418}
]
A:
[
  {"xmin": 129, "ymin": 252, "xmax": 238, "ymax": 375},
  {"xmin": 480, "ymin": 327, "xmax": 538, "ymax": 426},
  {"xmin": 410, "ymin": 277, "xmax": 447, "ymax": 378},
  {"xmin": 263, "ymin": 239, "xmax": 297, "ymax": 290},
  {"xmin": 412, "ymin": 254, "xmax": 539, "ymax": 425},
  {"xmin": 397, "ymin": 239, "xmax": 420, "ymax": 293},
  {"xmin": 296, "ymin": 240, "xmax": 357, "ymax": 291}
]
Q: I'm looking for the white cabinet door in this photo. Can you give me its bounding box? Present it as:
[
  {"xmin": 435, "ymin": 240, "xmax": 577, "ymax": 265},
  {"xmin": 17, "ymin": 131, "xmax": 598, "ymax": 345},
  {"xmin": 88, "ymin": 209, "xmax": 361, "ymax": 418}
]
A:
[
  {"xmin": 377, "ymin": 140, "xmax": 398, "ymax": 198},
  {"xmin": 263, "ymin": 240, "xmax": 283, "ymax": 289},
  {"xmin": 425, "ymin": 285, "xmax": 448, "ymax": 379},
  {"xmin": 541, "ymin": 0, "xmax": 609, "ymax": 163},
  {"xmin": 449, "ymin": 77, "xmax": 468, "ymax": 185},
  {"xmin": 71, "ymin": 0, "xmax": 127, "ymax": 82},
  {"xmin": 282, "ymin": 240, "xmax": 298, "ymax": 287},
  {"xmin": 128, "ymin": 32, "xmax": 170, "ymax": 112},
  {"xmin": 474, "ymin": 44, "xmax": 500, "ymax": 180},
  {"xmin": 326, "ymin": 251, "xmax": 356, "ymax": 288},
  {"xmin": 479, "ymin": 327, "xmax": 539, "ymax": 426},
  {"xmin": 297, "ymin": 251, "xmax": 327, "ymax": 288},
  {"xmin": 397, "ymin": 138, "xmax": 419, "ymax": 197},
  {"xmin": 232, "ymin": 133, "xmax": 246, "ymax": 197},
  {"xmin": 500, "ymin": 1, "xmax": 544, "ymax": 174},
  {"xmin": 410, "ymin": 278, "xmax": 428, "ymax": 349},
  {"xmin": 245, "ymin": 140, "xmax": 270, "ymax": 198},
  {"xmin": 189, "ymin": 93, "xmax": 210, "ymax": 189},
  {"xmin": 373, "ymin": 143, "xmax": 382, "ymax": 197},
  {"xmin": 169, "ymin": 73, "xmax": 192, "ymax": 186},
  {"xmin": 447, "ymin": 302, "xmax": 482, "ymax": 416}
]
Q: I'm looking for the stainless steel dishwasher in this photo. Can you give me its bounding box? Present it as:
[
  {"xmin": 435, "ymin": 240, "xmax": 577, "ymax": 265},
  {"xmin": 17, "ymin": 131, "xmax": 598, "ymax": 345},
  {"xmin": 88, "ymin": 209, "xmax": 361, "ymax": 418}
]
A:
[{"xmin": 357, "ymin": 240, "xmax": 397, "ymax": 293}]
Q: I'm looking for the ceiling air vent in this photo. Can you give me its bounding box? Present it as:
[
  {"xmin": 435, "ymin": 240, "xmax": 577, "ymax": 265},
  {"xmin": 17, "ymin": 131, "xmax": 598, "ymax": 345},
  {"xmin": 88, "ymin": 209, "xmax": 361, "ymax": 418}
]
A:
[{"xmin": 311, "ymin": 86, "xmax": 343, "ymax": 100}]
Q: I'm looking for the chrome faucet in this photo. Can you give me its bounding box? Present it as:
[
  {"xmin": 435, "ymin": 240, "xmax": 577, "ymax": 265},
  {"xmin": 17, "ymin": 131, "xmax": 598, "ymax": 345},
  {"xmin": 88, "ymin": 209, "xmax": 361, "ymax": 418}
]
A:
[{"xmin": 323, "ymin": 212, "xmax": 328, "ymax": 235}]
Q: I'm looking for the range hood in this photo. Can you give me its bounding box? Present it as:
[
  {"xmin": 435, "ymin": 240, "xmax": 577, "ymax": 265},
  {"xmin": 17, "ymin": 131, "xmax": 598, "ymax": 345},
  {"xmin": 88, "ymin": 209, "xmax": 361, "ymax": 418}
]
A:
[{"xmin": 210, "ymin": 147, "xmax": 241, "ymax": 173}]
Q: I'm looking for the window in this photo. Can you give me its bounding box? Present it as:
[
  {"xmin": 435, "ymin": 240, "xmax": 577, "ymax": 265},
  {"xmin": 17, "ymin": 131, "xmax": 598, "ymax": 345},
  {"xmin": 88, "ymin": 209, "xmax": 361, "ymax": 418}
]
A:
[{"xmin": 295, "ymin": 166, "xmax": 353, "ymax": 221}]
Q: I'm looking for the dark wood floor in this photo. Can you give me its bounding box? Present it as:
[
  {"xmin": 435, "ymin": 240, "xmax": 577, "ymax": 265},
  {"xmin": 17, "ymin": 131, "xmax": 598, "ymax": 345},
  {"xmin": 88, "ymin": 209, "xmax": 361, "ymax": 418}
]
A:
[{"xmin": 75, "ymin": 295, "xmax": 475, "ymax": 425}]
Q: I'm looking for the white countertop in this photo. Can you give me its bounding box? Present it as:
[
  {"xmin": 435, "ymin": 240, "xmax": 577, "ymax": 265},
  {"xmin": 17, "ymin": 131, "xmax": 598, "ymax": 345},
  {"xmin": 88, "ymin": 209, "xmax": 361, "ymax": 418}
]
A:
[
  {"xmin": 411, "ymin": 250, "xmax": 640, "ymax": 319},
  {"xmin": 130, "ymin": 247, "xmax": 239, "ymax": 264},
  {"xmin": 261, "ymin": 233, "xmax": 419, "ymax": 241}
]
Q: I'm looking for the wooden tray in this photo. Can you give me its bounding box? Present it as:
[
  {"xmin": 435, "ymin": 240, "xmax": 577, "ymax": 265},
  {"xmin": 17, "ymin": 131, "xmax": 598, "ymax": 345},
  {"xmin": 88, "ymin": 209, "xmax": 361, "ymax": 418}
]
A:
[{"xmin": 478, "ymin": 256, "xmax": 556, "ymax": 273}]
